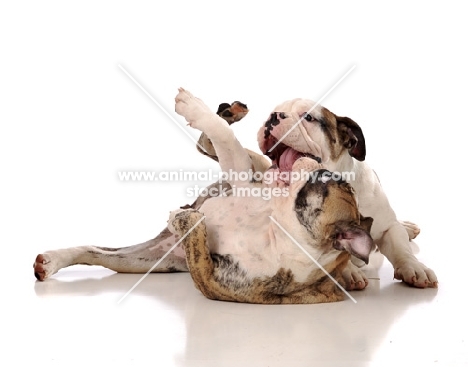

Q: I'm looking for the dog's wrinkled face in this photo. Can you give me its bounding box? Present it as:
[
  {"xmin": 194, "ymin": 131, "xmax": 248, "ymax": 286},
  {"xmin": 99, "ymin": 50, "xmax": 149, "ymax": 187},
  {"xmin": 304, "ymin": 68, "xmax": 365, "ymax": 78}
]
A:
[
  {"xmin": 293, "ymin": 168, "xmax": 373, "ymax": 264},
  {"xmin": 257, "ymin": 99, "xmax": 366, "ymax": 178}
]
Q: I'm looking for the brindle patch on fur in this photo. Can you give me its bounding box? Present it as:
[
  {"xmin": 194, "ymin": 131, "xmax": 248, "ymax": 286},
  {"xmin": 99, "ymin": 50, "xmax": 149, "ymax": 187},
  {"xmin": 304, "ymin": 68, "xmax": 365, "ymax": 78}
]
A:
[
  {"xmin": 294, "ymin": 183, "xmax": 326, "ymax": 235},
  {"xmin": 245, "ymin": 254, "xmax": 349, "ymax": 304},
  {"xmin": 260, "ymin": 268, "xmax": 294, "ymax": 295},
  {"xmin": 212, "ymin": 254, "xmax": 252, "ymax": 291}
]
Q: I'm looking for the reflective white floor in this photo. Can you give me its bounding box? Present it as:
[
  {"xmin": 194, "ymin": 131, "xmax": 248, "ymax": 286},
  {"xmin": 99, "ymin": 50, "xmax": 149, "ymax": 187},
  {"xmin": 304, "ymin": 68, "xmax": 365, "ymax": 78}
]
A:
[{"xmin": 7, "ymin": 243, "xmax": 465, "ymax": 367}]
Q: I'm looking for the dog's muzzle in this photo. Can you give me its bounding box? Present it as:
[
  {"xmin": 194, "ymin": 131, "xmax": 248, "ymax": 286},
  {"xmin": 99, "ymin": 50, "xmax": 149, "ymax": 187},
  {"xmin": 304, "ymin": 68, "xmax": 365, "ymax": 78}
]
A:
[{"xmin": 262, "ymin": 112, "xmax": 321, "ymax": 172}]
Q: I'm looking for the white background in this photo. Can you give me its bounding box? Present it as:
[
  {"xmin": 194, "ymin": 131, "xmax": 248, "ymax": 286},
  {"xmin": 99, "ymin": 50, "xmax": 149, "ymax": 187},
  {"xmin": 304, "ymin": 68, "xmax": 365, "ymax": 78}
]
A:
[{"xmin": 1, "ymin": 1, "xmax": 466, "ymax": 288}]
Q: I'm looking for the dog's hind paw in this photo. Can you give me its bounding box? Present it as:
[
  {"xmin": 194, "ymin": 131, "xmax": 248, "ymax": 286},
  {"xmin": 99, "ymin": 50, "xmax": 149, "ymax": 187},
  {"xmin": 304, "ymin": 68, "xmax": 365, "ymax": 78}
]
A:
[
  {"xmin": 167, "ymin": 208, "xmax": 204, "ymax": 236},
  {"xmin": 33, "ymin": 253, "xmax": 58, "ymax": 281},
  {"xmin": 343, "ymin": 261, "xmax": 368, "ymax": 291},
  {"xmin": 394, "ymin": 261, "xmax": 438, "ymax": 288},
  {"xmin": 400, "ymin": 220, "xmax": 421, "ymax": 240}
]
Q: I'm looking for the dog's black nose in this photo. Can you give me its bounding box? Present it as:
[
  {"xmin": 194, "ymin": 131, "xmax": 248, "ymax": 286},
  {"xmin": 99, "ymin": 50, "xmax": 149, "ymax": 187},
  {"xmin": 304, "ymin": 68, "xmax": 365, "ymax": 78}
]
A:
[
  {"xmin": 264, "ymin": 112, "xmax": 282, "ymax": 138},
  {"xmin": 269, "ymin": 113, "xmax": 280, "ymax": 126}
]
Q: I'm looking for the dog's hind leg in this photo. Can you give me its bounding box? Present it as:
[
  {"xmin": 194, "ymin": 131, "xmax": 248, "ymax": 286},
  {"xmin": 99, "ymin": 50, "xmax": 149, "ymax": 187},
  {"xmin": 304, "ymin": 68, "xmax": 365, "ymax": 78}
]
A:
[
  {"xmin": 33, "ymin": 227, "xmax": 188, "ymax": 281},
  {"xmin": 400, "ymin": 220, "xmax": 420, "ymax": 240},
  {"xmin": 168, "ymin": 208, "xmax": 247, "ymax": 302}
]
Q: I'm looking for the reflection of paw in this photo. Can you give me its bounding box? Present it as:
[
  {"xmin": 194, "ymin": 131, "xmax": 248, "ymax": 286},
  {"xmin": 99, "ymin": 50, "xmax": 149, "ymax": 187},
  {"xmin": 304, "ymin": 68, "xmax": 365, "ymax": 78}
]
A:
[
  {"xmin": 343, "ymin": 261, "xmax": 368, "ymax": 291},
  {"xmin": 33, "ymin": 253, "xmax": 59, "ymax": 281},
  {"xmin": 174, "ymin": 88, "xmax": 218, "ymax": 132},
  {"xmin": 400, "ymin": 220, "xmax": 421, "ymax": 240},
  {"xmin": 394, "ymin": 260, "xmax": 438, "ymax": 288}
]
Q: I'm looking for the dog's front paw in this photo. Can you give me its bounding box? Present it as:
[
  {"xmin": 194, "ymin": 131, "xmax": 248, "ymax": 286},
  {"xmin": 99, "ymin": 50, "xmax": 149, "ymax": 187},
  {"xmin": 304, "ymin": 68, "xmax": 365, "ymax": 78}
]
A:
[
  {"xmin": 175, "ymin": 88, "xmax": 217, "ymax": 132},
  {"xmin": 33, "ymin": 253, "xmax": 59, "ymax": 281},
  {"xmin": 343, "ymin": 261, "xmax": 368, "ymax": 291},
  {"xmin": 394, "ymin": 261, "xmax": 438, "ymax": 288}
]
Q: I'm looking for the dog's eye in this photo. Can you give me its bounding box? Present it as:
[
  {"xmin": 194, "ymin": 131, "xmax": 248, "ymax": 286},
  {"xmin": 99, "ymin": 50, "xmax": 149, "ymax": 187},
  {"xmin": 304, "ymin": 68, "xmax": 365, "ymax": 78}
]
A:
[{"xmin": 303, "ymin": 113, "xmax": 314, "ymax": 122}]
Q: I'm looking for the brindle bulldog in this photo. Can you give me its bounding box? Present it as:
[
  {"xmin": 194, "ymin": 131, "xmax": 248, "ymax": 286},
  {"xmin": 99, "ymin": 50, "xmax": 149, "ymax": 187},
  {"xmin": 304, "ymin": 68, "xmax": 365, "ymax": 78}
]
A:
[{"xmin": 167, "ymin": 163, "xmax": 373, "ymax": 304}]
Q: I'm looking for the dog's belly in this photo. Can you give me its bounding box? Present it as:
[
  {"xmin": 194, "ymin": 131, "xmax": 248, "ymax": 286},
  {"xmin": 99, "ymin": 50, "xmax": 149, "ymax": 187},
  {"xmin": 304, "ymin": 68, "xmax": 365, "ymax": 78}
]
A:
[{"xmin": 199, "ymin": 195, "xmax": 280, "ymax": 277}]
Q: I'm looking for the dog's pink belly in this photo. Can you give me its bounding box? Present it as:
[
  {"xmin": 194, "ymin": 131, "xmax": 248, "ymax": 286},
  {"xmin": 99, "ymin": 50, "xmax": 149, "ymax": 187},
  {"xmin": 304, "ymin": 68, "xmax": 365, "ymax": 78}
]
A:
[{"xmin": 199, "ymin": 195, "xmax": 277, "ymax": 275}]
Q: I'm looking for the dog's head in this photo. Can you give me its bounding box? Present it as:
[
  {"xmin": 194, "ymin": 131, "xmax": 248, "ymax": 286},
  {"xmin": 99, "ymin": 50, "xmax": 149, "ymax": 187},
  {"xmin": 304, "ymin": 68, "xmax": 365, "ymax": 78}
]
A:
[
  {"xmin": 258, "ymin": 99, "xmax": 366, "ymax": 176},
  {"xmin": 282, "ymin": 158, "xmax": 373, "ymax": 265}
]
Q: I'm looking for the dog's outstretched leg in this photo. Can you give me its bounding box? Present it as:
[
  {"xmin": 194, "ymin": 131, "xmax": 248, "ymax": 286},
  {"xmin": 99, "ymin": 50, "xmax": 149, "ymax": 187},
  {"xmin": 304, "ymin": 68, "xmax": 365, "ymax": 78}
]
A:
[
  {"xmin": 167, "ymin": 209, "xmax": 239, "ymax": 302},
  {"xmin": 33, "ymin": 227, "xmax": 188, "ymax": 281},
  {"xmin": 195, "ymin": 100, "xmax": 271, "ymax": 173},
  {"xmin": 175, "ymin": 88, "xmax": 253, "ymax": 185},
  {"xmin": 196, "ymin": 101, "xmax": 249, "ymax": 162}
]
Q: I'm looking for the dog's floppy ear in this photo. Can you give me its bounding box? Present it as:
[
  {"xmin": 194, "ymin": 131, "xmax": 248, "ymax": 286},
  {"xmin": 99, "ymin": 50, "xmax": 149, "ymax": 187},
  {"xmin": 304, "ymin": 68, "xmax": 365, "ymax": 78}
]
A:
[
  {"xmin": 336, "ymin": 116, "xmax": 366, "ymax": 161},
  {"xmin": 333, "ymin": 225, "xmax": 373, "ymax": 264},
  {"xmin": 359, "ymin": 214, "xmax": 373, "ymax": 233}
]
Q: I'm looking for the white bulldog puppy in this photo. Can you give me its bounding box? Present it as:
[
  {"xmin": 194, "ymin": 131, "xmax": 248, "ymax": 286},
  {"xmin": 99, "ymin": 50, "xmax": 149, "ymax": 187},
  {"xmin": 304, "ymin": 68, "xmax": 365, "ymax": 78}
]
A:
[{"xmin": 257, "ymin": 98, "xmax": 437, "ymax": 288}]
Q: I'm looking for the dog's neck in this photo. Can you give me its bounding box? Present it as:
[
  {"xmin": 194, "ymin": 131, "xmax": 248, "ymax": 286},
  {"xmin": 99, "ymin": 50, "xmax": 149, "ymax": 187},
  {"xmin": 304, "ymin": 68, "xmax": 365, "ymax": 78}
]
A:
[
  {"xmin": 268, "ymin": 218, "xmax": 322, "ymax": 258},
  {"xmin": 324, "ymin": 153, "xmax": 354, "ymax": 172},
  {"xmin": 266, "ymin": 222, "xmax": 333, "ymax": 282},
  {"xmin": 325, "ymin": 154, "xmax": 370, "ymax": 197}
]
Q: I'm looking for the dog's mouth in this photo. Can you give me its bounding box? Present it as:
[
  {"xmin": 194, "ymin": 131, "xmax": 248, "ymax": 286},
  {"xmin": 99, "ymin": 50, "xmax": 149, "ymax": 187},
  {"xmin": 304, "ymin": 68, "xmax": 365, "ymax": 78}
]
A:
[{"xmin": 263, "ymin": 134, "xmax": 321, "ymax": 182}]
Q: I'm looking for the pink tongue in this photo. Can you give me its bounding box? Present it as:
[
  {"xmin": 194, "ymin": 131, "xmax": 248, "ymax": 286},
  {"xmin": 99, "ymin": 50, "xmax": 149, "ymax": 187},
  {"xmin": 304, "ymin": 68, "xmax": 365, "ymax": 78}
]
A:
[{"xmin": 278, "ymin": 147, "xmax": 303, "ymax": 172}]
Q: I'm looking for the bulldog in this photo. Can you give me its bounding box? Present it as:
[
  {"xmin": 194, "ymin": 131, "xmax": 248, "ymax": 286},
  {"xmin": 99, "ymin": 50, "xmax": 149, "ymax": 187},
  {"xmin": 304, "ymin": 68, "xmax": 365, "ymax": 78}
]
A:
[
  {"xmin": 33, "ymin": 88, "xmax": 437, "ymax": 301},
  {"xmin": 254, "ymin": 97, "xmax": 437, "ymax": 288}
]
